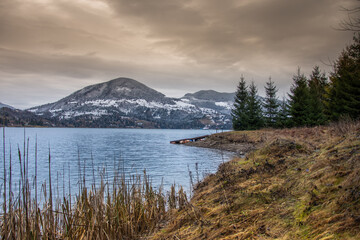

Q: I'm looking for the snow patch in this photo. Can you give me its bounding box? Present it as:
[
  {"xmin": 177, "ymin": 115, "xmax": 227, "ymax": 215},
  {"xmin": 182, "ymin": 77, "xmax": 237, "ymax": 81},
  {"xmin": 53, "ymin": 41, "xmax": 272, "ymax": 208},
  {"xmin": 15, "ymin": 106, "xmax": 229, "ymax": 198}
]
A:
[
  {"xmin": 49, "ymin": 109, "xmax": 62, "ymax": 114},
  {"xmin": 61, "ymin": 109, "xmax": 109, "ymax": 119},
  {"xmin": 215, "ymin": 101, "xmax": 232, "ymax": 109},
  {"xmin": 84, "ymin": 99, "xmax": 119, "ymax": 107}
]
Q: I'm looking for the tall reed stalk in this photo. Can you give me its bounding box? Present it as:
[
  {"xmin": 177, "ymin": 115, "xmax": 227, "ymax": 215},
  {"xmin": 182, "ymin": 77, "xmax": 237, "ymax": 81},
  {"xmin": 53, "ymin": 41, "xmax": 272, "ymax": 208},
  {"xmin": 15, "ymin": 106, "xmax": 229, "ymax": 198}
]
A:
[{"xmin": 2, "ymin": 126, "xmax": 7, "ymax": 237}]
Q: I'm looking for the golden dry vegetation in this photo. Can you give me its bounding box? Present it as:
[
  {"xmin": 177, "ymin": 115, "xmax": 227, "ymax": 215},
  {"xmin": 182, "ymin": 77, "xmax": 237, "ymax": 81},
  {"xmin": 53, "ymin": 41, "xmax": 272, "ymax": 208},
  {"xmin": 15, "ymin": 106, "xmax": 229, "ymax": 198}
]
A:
[{"xmin": 152, "ymin": 121, "xmax": 360, "ymax": 240}]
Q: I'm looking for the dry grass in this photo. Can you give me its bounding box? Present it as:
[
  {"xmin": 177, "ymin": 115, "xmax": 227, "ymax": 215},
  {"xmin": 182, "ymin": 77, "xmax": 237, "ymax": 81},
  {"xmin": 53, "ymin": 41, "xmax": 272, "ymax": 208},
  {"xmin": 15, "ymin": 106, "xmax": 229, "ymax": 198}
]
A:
[{"xmin": 153, "ymin": 120, "xmax": 360, "ymax": 239}]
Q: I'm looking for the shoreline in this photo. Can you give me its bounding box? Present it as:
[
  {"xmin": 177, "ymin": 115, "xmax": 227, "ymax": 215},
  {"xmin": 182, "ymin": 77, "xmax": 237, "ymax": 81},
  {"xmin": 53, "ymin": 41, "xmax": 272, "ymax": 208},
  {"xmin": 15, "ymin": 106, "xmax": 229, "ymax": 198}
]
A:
[{"xmin": 185, "ymin": 130, "xmax": 268, "ymax": 156}]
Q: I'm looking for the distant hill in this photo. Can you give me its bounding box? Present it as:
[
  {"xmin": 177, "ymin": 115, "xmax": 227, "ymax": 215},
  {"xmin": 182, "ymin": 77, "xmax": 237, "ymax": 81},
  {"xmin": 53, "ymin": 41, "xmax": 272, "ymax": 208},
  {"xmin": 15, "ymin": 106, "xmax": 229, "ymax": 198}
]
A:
[
  {"xmin": 28, "ymin": 78, "xmax": 234, "ymax": 129},
  {"xmin": 183, "ymin": 90, "xmax": 235, "ymax": 102},
  {"xmin": 0, "ymin": 107, "xmax": 53, "ymax": 127},
  {"xmin": 0, "ymin": 102, "xmax": 15, "ymax": 109},
  {"xmin": 181, "ymin": 90, "xmax": 235, "ymax": 115}
]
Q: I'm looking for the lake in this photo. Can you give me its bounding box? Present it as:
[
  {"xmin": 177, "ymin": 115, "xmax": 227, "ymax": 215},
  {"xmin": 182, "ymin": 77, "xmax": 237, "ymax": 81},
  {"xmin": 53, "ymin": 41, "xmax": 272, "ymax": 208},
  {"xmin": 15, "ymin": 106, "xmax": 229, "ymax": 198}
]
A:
[{"xmin": 0, "ymin": 127, "xmax": 233, "ymax": 201}]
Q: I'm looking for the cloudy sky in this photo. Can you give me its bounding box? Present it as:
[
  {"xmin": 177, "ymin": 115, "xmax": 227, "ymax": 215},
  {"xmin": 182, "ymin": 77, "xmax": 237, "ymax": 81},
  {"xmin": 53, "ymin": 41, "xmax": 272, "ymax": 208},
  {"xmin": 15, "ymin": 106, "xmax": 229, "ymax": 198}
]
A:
[{"xmin": 0, "ymin": 0, "xmax": 356, "ymax": 109}]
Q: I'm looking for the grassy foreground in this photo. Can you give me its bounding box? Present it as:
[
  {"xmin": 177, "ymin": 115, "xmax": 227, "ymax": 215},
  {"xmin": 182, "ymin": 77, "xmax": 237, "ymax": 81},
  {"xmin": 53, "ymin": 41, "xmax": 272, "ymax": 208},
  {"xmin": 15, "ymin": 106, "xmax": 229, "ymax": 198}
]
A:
[{"xmin": 152, "ymin": 121, "xmax": 360, "ymax": 239}]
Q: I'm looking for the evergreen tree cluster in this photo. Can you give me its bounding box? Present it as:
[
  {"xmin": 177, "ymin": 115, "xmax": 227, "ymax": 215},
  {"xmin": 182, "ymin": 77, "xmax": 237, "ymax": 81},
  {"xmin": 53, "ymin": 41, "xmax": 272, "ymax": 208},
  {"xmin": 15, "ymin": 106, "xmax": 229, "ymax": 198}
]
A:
[
  {"xmin": 231, "ymin": 76, "xmax": 285, "ymax": 130},
  {"xmin": 287, "ymin": 66, "xmax": 328, "ymax": 127},
  {"xmin": 327, "ymin": 34, "xmax": 360, "ymax": 121},
  {"xmin": 232, "ymin": 33, "xmax": 360, "ymax": 131}
]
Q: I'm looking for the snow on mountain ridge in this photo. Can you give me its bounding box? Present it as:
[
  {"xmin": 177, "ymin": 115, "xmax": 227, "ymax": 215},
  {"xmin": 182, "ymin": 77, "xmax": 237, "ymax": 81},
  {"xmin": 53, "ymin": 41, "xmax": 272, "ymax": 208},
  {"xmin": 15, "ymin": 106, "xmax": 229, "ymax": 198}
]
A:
[
  {"xmin": 50, "ymin": 98, "xmax": 205, "ymax": 119},
  {"xmin": 28, "ymin": 78, "xmax": 234, "ymax": 129}
]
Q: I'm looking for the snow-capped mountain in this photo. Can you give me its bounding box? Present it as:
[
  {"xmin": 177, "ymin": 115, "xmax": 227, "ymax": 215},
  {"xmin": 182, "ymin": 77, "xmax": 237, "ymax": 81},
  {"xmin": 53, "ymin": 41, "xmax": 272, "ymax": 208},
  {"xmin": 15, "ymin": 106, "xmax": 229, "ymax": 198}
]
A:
[{"xmin": 28, "ymin": 78, "xmax": 234, "ymax": 129}]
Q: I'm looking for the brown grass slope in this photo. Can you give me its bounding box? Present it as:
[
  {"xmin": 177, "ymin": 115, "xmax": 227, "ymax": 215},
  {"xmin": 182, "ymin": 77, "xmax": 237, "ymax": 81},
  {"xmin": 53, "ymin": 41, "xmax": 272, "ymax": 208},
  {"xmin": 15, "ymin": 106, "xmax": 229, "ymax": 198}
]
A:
[{"xmin": 152, "ymin": 121, "xmax": 360, "ymax": 240}]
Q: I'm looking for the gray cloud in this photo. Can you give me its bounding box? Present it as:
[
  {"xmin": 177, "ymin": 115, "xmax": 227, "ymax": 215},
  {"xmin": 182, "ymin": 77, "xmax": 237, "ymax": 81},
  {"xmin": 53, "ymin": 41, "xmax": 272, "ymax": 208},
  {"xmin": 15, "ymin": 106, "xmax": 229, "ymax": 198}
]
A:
[
  {"xmin": 107, "ymin": 0, "xmax": 353, "ymax": 65},
  {"xmin": 0, "ymin": 0, "xmax": 357, "ymax": 109}
]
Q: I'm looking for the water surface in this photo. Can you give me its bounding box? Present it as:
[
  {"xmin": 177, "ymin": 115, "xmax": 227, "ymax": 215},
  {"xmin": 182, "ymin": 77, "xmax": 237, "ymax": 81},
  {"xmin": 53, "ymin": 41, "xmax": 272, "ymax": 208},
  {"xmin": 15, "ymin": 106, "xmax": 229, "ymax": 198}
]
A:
[{"xmin": 0, "ymin": 128, "xmax": 233, "ymax": 199}]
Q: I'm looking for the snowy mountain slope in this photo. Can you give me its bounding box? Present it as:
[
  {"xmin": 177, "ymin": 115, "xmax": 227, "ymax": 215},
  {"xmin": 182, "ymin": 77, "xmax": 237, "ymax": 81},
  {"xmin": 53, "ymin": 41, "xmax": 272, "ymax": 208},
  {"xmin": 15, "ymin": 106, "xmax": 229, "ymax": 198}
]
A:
[
  {"xmin": 181, "ymin": 90, "xmax": 235, "ymax": 115},
  {"xmin": 28, "ymin": 78, "xmax": 233, "ymax": 129}
]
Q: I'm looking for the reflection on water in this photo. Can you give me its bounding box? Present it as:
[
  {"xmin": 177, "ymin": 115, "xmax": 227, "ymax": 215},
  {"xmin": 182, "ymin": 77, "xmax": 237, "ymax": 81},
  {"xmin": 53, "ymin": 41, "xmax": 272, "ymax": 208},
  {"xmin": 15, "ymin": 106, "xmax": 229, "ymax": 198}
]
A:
[{"xmin": 0, "ymin": 127, "xmax": 233, "ymax": 199}]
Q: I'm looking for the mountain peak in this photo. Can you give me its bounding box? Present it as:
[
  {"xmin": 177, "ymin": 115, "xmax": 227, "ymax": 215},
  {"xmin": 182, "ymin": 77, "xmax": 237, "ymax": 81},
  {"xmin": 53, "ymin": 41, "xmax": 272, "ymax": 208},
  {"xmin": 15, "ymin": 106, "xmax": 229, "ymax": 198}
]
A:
[
  {"xmin": 28, "ymin": 77, "xmax": 170, "ymax": 114},
  {"xmin": 67, "ymin": 77, "xmax": 166, "ymax": 102},
  {"xmin": 107, "ymin": 77, "xmax": 147, "ymax": 88}
]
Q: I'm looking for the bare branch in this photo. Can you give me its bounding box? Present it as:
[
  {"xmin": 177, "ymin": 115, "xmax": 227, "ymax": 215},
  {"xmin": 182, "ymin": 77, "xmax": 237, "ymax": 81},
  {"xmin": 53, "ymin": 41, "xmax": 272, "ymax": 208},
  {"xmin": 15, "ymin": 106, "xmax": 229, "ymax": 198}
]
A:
[{"xmin": 338, "ymin": 1, "xmax": 360, "ymax": 32}]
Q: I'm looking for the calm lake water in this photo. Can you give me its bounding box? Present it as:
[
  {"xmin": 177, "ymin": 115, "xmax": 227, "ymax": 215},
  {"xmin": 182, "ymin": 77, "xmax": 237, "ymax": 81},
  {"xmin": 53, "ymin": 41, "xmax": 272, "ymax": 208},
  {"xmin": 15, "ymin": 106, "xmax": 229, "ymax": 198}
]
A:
[{"xmin": 0, "ymin": 127, "xmax": 233, "ymax": 200}]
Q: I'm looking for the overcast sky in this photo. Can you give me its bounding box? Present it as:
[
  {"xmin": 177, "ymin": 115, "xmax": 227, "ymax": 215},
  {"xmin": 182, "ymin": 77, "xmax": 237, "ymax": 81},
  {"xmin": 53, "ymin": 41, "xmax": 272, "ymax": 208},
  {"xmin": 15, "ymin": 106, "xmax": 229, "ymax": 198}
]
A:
[{"xmin": 0, "ymin": 0, "xmax": 357, "ymax": 109}]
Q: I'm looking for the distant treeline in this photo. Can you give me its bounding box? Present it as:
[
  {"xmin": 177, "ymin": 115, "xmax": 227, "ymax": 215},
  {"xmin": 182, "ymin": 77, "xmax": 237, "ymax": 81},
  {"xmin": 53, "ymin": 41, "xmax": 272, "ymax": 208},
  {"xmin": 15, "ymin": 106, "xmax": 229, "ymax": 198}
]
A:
[{"xmin": 232, "ymin": 33, "xmax": 360, "ymax": 130}]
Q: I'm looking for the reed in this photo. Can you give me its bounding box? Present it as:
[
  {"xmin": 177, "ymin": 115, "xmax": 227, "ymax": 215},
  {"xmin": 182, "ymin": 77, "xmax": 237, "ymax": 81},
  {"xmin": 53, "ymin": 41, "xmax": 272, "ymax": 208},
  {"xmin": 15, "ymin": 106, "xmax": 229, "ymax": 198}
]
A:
[{"xmin": 0, "ymin": 132, "xmax": 188, "ymax": 239}]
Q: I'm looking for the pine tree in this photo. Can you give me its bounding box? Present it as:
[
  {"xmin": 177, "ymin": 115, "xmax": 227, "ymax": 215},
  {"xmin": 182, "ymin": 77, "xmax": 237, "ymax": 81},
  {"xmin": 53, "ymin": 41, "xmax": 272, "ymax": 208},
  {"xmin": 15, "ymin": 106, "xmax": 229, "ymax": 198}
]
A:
[
  {"xmin": 327, "ymin": 33, "xmax": 360, "ymax": 120},
  {"xmin": 231, "ymin": 76, "xmax": 249, "ymax": 130},
  {"xmin": 263, "ymin": 77, "xmax": 279, "ymax": 128},
  {"xmin": 308, "ymin": 66, "xmax": 327, "ymax": 126},
  {"xmin": 276, "ymin": 97, "xmax": 290, "ymax": 128},
  {"xmin": 288, "ymin": 68, "xmax": 310, "ymax": 127},
  {"xmin": 247, "ymin": 82, "xmax": 264, "ymax": 130}
]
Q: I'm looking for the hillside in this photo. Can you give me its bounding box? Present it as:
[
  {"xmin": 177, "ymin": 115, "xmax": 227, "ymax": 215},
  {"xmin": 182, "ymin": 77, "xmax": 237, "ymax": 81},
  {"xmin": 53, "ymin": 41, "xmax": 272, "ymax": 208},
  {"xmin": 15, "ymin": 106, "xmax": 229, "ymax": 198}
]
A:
[
  {"xmin": 0, "ymin": 107, "xmax": 53, "ymax": 127},
  {"xmin": 0, "ymin": 102, "xmax": 15, "ymax": 109},
  {"xmin": 181, "ymin": 90, "xmax": 235, "ymax": 115},
  {"xmin": 152, "ymin": 121, "xmax": 360, "ymax": 239},
  {"xmin": 28, "ymin": 78, "xmax": 233, "ymax": 129}
]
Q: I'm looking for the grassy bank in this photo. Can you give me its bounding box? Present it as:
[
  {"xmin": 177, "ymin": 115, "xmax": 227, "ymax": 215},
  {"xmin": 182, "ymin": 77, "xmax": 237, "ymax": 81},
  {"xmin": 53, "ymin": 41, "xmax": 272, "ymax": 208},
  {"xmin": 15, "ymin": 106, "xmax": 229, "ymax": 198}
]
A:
[{"xmin": 152, "ymin": 121, "xmax": 360, "ymax": 239}]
